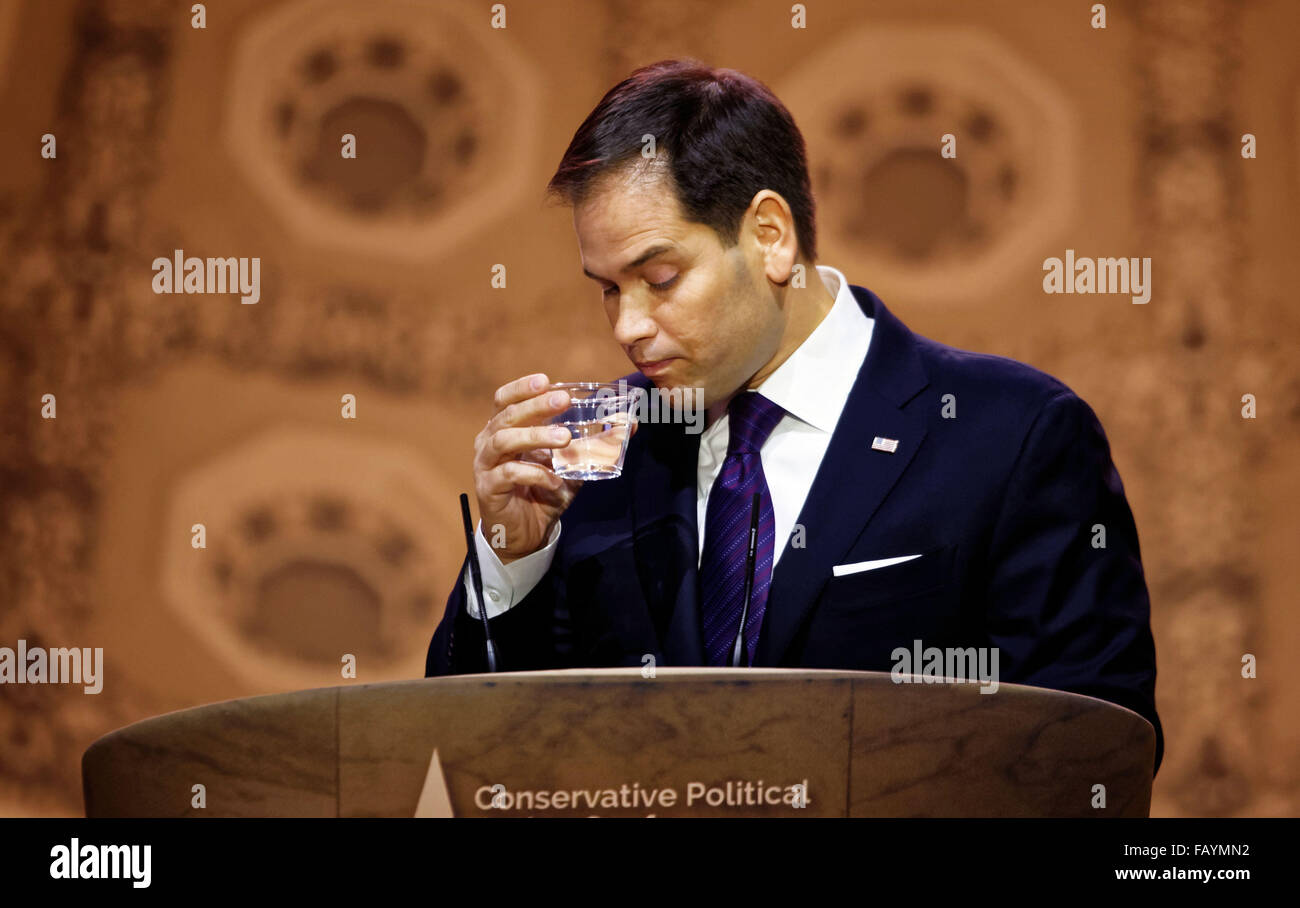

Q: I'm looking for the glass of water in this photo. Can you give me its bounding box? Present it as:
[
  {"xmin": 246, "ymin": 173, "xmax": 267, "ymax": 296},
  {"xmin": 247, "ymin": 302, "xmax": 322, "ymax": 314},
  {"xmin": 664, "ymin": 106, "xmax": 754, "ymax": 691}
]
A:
[{"xmin": 547, "ymin": 382, "xmax": 645, "ymax": 480}]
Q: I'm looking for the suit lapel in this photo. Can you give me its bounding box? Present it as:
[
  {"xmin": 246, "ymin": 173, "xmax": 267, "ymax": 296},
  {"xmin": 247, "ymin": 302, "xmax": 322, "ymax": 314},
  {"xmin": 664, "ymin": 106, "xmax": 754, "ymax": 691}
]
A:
[
  {"xmin": 627, "ymin": 374, "xmax": 705, "ymax": 665},
  {"xmin": 756, "ymin": 285, "xmax": 931, "ymax": 665},
  {"xmin": 655, "ymin": 467, "xmax": 704, "ymax": 665}
]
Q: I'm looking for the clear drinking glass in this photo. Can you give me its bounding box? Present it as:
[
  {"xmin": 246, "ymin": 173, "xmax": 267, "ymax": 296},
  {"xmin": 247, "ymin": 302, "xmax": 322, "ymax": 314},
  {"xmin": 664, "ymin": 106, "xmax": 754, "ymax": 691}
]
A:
[{"xmin": 547, "ymin": 382, "xmax": 644, "ymax": 480}]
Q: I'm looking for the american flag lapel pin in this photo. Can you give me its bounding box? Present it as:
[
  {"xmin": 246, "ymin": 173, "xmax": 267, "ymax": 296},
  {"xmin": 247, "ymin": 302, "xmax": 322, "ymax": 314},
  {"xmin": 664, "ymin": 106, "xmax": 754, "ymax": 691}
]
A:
[{"xmin": 871, "ymin": 436, "xmax": 900, "ymax": 454}]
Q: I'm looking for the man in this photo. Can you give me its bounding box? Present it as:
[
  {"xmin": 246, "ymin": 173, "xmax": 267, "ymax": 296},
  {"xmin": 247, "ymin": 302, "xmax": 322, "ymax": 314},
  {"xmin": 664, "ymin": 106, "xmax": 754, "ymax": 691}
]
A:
[{"xmin": 426, "ymin": 60, "xmax": 1163, "ymax": 775}]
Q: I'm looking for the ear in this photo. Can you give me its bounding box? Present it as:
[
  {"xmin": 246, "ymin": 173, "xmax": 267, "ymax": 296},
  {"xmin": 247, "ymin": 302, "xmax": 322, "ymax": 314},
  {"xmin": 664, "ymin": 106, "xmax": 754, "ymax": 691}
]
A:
[{"xmin": 748, "ymin": 190, "xmax": 800, "ymax": 284}]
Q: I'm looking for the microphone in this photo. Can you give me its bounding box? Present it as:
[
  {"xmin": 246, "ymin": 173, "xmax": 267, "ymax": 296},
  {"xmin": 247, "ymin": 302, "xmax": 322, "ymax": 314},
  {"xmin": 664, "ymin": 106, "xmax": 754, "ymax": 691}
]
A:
[
  {"xmin": 459, "ymin": 493, "xmax": 499, "ymax": 673},
  {"xmin": 729, "ymin": 492, "xmax": 761, "ymax": 668}
]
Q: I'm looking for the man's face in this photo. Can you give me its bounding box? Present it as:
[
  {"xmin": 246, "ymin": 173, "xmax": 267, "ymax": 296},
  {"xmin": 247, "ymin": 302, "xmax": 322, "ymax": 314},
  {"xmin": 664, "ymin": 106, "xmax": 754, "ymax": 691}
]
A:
[{"xmin": 572, "ymin": 168, "xmax": 784, "ymax": 408}]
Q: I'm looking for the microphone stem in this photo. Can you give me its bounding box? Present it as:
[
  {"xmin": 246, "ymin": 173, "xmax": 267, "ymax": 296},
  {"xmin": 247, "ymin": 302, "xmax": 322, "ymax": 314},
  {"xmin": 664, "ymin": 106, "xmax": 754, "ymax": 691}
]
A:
[{"xmin": 731, "ymin": 492, "xmax": 762, "ymax": 668}]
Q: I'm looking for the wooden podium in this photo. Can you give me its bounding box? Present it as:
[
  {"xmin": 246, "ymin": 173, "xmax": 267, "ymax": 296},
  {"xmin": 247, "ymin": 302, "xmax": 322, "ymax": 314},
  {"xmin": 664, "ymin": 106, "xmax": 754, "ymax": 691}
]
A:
[{"xmin": 82, "ymin": 668, "xmax": 1155, "ymax": 817}]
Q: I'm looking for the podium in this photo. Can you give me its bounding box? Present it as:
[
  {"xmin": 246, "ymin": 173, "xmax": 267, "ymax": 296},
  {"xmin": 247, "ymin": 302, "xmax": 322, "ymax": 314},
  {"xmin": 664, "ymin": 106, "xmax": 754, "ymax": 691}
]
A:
[{"xmin": 82, "ymin": 668, "xmax": 1155, "ymax": 817}]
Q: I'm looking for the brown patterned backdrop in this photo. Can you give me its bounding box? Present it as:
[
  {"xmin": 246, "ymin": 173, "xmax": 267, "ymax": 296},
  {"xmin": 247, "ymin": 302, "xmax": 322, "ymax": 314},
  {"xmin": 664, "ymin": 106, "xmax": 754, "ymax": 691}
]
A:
[{"xmin": 0, "ymin": 0, "xmax": 1296, "ymax": 817}]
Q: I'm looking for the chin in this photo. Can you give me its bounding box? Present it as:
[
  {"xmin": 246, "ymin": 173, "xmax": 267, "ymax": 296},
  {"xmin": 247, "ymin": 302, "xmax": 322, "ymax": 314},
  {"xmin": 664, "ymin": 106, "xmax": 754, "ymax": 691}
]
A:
[{"xmin": 651, "ymin": 373, "xmax": 691, "ymax": 392}]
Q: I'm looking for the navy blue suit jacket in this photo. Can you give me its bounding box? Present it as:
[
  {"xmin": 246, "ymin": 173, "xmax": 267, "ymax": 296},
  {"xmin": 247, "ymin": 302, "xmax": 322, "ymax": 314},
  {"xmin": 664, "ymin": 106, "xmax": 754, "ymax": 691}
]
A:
[{"xmin": 426, "ymin": 284, "xmax": 1163, "ymax": 775}]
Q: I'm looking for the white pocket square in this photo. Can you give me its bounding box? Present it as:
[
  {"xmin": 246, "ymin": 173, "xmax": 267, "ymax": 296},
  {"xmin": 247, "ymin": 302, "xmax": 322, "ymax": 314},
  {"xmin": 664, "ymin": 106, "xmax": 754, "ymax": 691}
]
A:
[{"xmin": 832, "ymin": 554, "xmax": 923, "ymax": 577}]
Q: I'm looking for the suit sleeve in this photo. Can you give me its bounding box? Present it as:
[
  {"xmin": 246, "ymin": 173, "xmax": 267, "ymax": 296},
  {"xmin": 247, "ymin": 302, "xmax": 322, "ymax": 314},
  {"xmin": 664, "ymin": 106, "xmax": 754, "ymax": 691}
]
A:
[
  {"xmin": 425, "ymin": 551, "xmax": 572, "ymax": 676},
  {"xmin": 464, "ymin": 519, "xmax": 562, "ymax": 620},
  {"xmin": 983, "ymin": 389, "xmax": 1163, "ymax": 775}
]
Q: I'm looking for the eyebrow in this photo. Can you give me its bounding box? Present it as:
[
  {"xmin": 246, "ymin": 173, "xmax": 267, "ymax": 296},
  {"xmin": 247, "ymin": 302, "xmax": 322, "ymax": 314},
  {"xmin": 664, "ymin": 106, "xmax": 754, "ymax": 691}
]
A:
[{"xmin": 582, "ymin": 243, "xmax": 675, "ymax": 282}]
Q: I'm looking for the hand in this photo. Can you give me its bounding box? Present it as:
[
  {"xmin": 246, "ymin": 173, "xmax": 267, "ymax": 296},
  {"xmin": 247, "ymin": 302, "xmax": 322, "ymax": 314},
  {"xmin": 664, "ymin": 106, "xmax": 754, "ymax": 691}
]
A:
[{"xmin": 473, "ymin": 373, "xmax": 582, "ymax": 564}]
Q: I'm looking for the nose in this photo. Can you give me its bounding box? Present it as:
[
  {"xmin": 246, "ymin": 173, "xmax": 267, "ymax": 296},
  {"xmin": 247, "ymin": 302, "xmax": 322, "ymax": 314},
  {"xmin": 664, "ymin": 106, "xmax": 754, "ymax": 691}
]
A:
[{"xmin": 610, "ymin": 292, "xmax": 656, "ymax": 350}]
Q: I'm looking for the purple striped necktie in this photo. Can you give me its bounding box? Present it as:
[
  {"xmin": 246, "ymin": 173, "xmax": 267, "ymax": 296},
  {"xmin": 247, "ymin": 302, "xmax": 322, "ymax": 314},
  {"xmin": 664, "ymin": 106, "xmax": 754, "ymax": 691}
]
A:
[{"xmin": 699, "ymin": 390, "xmax": 786, "ymax": 666}]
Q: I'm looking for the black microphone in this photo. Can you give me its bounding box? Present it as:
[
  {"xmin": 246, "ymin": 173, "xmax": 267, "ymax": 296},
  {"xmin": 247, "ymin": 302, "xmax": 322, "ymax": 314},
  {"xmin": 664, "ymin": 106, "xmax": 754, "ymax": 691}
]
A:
[
  {"xmin": 459, "ymin": 493, "xmax": 499, "ymax": 672},
  {"xmin": 729, "ymin": 492, "xmax": 762, "ymax": 668}
]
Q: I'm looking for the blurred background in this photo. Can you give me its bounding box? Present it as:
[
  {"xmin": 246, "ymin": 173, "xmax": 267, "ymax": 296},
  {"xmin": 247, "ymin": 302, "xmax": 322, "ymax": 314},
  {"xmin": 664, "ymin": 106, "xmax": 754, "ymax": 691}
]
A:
[{"xmin": 0, "ymin": 0, "xmax": 1296, "ymax": 817}]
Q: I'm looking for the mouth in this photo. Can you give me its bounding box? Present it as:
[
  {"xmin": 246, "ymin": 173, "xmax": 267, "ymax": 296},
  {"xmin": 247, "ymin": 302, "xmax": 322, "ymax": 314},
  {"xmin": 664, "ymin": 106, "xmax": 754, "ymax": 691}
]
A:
[{"xmin": 635, "ymin": 357, "xmax": 678, "ymax": 376}]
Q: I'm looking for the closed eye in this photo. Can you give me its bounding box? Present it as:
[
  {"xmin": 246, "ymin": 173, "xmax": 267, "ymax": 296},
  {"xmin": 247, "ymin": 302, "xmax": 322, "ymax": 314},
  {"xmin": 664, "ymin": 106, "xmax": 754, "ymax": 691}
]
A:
[{"xmin": 602, "ymin": 274, "xmax": 677, "ymax": 297}]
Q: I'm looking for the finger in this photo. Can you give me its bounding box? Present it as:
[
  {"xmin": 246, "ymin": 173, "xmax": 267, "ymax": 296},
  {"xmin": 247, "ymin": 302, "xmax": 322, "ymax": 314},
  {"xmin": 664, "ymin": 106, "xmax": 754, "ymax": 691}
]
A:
[
  {"xmin": 493, "ymin": 373, "xmax": 550, "ymax": 411},
  {"xmin": 483, "ymin": 425, "xmax": 570, "ymax": 468},
  {"xmin": 492, "ymin": 387, "xmax": 571, "ymax": 432},
  {"xmin": 480, "ymin": 459, "xmax": 563, "ymax": 497}
]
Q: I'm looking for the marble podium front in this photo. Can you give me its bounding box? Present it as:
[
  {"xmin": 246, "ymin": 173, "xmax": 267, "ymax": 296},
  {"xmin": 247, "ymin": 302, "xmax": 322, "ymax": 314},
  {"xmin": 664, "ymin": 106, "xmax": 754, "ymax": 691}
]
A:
[{"xmin": 82, "ymin": 668, "xmax": 1155, "ymax": 817}]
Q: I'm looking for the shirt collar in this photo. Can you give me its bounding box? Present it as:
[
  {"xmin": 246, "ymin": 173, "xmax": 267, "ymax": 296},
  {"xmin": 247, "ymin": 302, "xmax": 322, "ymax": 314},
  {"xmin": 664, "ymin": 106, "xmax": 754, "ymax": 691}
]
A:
[{"xmin": 749, "ymin": 264, "xmax": 873, "ymax": 434}]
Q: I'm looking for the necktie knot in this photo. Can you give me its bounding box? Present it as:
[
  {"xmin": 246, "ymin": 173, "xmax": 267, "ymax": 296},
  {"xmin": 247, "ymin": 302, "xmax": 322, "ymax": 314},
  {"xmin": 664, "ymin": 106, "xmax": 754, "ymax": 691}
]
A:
[{"xmin": 726, "ymin": 391, "xmax": 785, "ymax": 455}]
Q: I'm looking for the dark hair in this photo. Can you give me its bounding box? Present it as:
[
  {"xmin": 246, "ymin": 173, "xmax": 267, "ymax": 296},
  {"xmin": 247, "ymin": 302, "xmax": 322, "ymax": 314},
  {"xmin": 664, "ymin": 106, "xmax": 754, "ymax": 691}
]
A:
[{"xmin": 547, "ymin": 59, "xmax": 818, "ymax": 261}]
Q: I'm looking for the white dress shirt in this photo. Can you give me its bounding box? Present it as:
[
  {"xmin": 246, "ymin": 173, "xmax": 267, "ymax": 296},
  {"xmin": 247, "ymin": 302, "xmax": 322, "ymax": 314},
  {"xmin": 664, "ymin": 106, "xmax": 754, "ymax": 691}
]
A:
[{"xmin": 465, "ymin": 264, "xmax": 874, "ymax": 619}]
